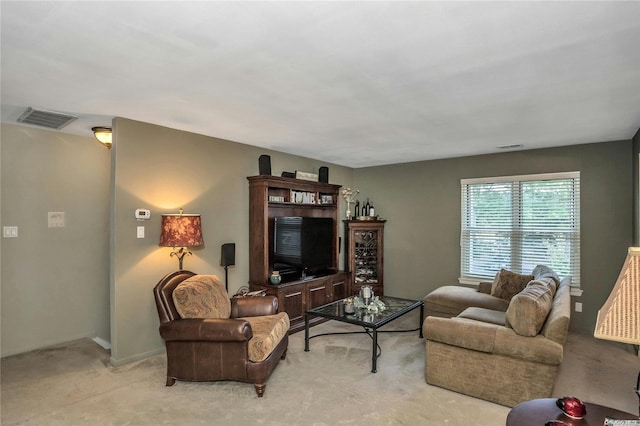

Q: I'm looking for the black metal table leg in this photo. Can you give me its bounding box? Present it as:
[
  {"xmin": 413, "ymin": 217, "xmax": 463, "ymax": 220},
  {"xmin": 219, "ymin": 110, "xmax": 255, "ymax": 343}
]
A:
[
  {"xmin": 419, "ymin": 303, "xmax": 424, "ymax": 338},
  {"xmin": 371, "ymin": 328, "xmax": 378, "ymax": 373},
  {"xmin": 304, "ymin": 314, "xmax": 310, "ymax": 352}
]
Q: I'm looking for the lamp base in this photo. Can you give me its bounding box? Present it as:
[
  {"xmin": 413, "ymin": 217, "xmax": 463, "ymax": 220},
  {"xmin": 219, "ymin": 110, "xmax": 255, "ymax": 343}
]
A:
[{"xmin": 170, "ymin": 247, "xmax": 191, "ymax": 270}]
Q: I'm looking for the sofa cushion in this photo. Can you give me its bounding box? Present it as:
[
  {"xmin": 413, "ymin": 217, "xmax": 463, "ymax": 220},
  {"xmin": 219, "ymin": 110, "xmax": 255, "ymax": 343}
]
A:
[
  {"xmin": 424, "ymin": 316, "xmax": 497, "ymax": 353},
  {"xmin": 172, "ymin": 275, "xmax": 231, "ymax": 319},
  {"xmin": 527, "ymin": 278, "xmax": 557, "ymax": 296},
  {"xmin": 458, "ymin": 307, "xmax": 507, "ymax": 326},
  {"xmin": 505, "ymin": 281, "xmax": 554, "ymax": 337},
  {"xmin": 541, "ymin": 277, "xmax": 572, "ymax": 345},
  {"xmin": 424, "ymin": 285, "xmax": 510, "ymax": 317},
  {"xmin": 241, "ymin": 312, "xmax": 290, "ymax": 362},
  {"xmin": 491, "ymin": 269, "xmax": 535, "ymax": 301}
]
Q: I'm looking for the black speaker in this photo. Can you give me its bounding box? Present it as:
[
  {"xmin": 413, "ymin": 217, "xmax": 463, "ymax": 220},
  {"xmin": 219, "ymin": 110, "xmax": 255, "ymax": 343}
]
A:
[
  {"xmin": 259, "ymin": 155, "xmax": 271, "ymax": 175},
  {"xmin": 319, "ymin": 166, "xmax": 329, "ymax": 183},
  {"xmin": 221, "ymin": 243, "xmax": 236, "ymax": 267}
]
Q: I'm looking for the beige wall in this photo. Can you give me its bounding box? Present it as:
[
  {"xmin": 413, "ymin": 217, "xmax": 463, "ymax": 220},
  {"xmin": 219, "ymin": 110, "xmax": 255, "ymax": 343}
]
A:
[
  {"xmin": 2, "ymin": 117, "xmax": 633, "ymax": 361},
  {"xmin": 354, "ymin": 140, "xmax": 633, "ymax": 334},
  {"xmin": 109, "ymin": 118, "xmax": 354, "ymax": 364},
  {"xmin": 1, "ymin": 124, "xmax": 111, "ymax": 356}
]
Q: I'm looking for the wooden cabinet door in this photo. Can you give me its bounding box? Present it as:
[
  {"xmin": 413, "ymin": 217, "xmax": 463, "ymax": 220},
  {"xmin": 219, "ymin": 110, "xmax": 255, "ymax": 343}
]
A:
[
  {"xmin": 331, "ymin": 274, "xmax": 347, "ymax": 301},
  {"xmin": 307, "ymin": 278, "xmax": 330, "ymax": 309},
  {"xmin": 281, "ymin": 283, "xmax": 305, "ymax": 326}
]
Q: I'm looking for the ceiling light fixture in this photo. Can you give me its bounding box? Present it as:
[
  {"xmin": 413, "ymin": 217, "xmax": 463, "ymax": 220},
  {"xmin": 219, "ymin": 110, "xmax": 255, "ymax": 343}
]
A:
[{"xmin": 92, "ymin": 126, "xmax": 112, "ymax": 149}]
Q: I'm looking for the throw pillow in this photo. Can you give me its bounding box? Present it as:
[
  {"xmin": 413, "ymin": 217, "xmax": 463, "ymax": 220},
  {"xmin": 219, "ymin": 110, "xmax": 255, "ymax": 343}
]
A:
[
  {"xmin": 529, "ymin": 277, "xmax": 558, "ymax": 298},
  {"xmin": 531, "ymin": 264, "xmax": 561, "ymax": 286},
  {"xmin": 505, "ymin": 281, "xmax": 554, "ymax": 337},
  {"xmin": 172, "ymin": 275, "xmax": 231, "ymax": 319},
  {"xmin": 491, "ymin": 269, "xmax": 534, "ymax": 301}
]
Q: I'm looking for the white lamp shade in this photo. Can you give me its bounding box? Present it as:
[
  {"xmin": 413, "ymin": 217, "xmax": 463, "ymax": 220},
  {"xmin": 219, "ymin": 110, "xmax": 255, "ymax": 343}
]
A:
[{"xmin": 594, "ymin": 247, "xmax": 640, "ymax": 345}]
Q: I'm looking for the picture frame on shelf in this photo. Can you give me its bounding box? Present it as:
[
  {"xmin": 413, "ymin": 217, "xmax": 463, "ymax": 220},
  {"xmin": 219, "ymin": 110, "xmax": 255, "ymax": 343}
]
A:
[
  {"xmin": 321, "ymin": 195, "xmax": 333, "ymax": 204},
  {"xmin": 295, "ymin": 170, "xmax": 319, "ymax": 182}
]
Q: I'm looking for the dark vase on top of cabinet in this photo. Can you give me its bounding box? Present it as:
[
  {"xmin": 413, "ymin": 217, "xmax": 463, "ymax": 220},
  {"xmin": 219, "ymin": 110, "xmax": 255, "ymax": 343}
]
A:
[{"xmin": 344, "ymin": 219, "xmax": 385, "ymax": 297}]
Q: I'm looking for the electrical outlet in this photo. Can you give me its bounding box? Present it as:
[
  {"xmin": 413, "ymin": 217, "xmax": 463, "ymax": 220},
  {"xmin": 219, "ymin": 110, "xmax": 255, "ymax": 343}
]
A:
[{"xmin": 575, "ymin": 302, "xmax": 582, "ymax": 312}]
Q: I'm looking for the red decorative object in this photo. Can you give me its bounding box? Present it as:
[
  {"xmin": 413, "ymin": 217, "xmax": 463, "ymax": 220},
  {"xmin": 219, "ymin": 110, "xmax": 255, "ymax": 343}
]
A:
[{"xmin": 556, "ymin": 397, "xmax": 587, "ymax": 419}]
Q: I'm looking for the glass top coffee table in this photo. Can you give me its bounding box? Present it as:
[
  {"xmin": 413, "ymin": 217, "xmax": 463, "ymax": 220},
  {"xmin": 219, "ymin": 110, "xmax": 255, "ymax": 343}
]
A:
[{"xmin": 304, "ymin": 296, "xmax": 424, "ymax": 373}]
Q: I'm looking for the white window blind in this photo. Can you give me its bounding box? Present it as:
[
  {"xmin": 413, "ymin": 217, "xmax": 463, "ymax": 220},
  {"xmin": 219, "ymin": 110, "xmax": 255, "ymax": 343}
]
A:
[{"xmin": 460, "ymin": 172, "xmax": 580, "ymax": 286}]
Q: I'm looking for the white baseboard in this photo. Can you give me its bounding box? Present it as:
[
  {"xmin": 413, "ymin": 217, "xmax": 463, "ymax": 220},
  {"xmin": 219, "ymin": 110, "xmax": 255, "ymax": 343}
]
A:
[
  {"xmin": 92, "ymin": 336, "xmax": 111, "ymax": 350},
  {"xmin": 109, "ymin": 346, "xmax": 165, "ymax": 367}
]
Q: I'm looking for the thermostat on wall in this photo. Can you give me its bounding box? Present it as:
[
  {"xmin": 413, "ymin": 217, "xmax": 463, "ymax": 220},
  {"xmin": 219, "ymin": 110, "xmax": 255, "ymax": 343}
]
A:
[{"xmin": 135, "ymin": 209, "xmax": 151, "ymax": 220}]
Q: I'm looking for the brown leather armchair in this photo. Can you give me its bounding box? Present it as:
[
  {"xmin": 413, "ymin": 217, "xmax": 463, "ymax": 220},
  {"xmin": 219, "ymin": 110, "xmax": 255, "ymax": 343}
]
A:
[{"xmin": 153, "ymin": 270, "xmax": 289, "ymax": 397}]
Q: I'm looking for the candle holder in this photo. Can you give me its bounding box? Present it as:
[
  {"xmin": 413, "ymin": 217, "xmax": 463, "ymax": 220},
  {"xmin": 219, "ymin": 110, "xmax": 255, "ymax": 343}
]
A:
[
  {"xmin": 343, "ymin": 297, "xmax": 356, "ymax": 314},
  {"xmin": 360, "ymin": 285, "xmax": 374, "ymax": 306}
]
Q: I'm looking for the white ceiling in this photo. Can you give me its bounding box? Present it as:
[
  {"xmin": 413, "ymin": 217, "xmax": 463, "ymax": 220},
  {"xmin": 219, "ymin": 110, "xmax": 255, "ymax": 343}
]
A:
[{"xmin": 2, "ymin": 1, "xmax": 639, "ymax": 168}]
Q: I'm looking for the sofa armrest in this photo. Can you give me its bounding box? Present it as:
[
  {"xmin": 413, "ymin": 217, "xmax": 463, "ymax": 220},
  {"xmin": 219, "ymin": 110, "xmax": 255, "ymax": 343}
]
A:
[
  {"xmin": 494, "ymin": 327, "xmax": 563, "ymax": 365},
  {"xmin": 477, "ymin": 282, "xmax": 492, "ymax": 294},
  {"xmin": 160, "ymin": 318, "xmax": 252, "ymax": 342},
  {"xmin": 231, "ymin": 295, "xmax": 278, "ymax": 318}
]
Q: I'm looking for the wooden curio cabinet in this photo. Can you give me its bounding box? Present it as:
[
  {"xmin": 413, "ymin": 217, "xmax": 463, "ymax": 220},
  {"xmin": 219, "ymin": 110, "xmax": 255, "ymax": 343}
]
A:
[
  {"xmin": 344, "ymin": 220, "xmax": 386, "ymax": 297},
  {"xmin": 247, "ymin": 175, "xmax": 346, "ymax": 333}
]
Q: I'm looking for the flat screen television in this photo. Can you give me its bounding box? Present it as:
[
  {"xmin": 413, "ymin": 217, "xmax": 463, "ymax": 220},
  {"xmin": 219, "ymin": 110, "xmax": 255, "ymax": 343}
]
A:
[{"xmin": 273, "ymin": 216, "xmax": 334, "ymax": 281}]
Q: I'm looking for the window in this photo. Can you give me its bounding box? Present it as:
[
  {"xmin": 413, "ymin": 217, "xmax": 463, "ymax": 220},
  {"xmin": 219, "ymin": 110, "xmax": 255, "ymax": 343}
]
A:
[{"xmin": 460, "ymin": 172, "xmax": 580, "ymax": 287}]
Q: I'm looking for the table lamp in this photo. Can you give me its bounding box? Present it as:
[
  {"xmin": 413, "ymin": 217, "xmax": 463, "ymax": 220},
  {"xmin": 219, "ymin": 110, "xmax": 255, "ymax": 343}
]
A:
[
  {"xmin": 159, "ymin": 209, "xmax": 204, "ymax": 270},
  {"xmin": 594, "ymin": 247, "xmax": 640, "ymax": 416}
]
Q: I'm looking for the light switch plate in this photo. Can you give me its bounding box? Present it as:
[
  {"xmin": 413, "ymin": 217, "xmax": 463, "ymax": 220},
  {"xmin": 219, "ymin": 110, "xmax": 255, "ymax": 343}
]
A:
[
  {"xmin": 137, "ymin": 226, "xmax": 145, "ymax": 239},
  {"xmin": 3, "ymin": 226, "xmax": 18, "ymax": 238},
  {"xmin": 48, "ymin": 212, "xmax": 65, "ymax": 228}
]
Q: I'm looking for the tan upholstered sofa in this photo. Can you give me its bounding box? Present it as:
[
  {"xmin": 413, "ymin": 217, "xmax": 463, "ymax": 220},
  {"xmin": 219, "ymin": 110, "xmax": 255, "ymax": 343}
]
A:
[{"xmin": 422, "ymin": 265, "xmax": 571, "ymax": 407}]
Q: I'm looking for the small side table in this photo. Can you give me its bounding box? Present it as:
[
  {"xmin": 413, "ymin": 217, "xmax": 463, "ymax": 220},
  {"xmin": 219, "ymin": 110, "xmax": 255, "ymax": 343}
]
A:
[{"xmin": 506, "ymin": 398, "xmax": 638, "ymax": 426}]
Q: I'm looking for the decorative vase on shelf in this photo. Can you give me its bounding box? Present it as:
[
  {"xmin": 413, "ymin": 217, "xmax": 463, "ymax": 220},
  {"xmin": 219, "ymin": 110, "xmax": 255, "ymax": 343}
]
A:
[
  {"xmin": 341, "ymin": 187, "xmax": 359, "ymax": 221},
  {"xmin": 270, "ymin": 271, "xmax": 281, "ymax": 285}
]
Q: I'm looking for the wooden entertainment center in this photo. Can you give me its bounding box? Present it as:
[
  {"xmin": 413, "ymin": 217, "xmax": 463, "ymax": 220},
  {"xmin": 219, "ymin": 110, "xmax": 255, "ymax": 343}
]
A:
[{"xmin": 247, "ymin": 175, "xmax": 347, "ymax": 333}]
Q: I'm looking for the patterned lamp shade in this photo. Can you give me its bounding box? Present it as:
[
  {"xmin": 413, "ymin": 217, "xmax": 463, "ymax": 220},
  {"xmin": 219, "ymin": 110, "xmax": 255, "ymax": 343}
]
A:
[
  {"xmin": 159, "ymin": 212, "xmax": 203, "ymax": 270},
  {"xmin": 159, "ymin": 214, "xmax": 204, "ymax": 248},
  {"xmin": 594, "ymin": 247, "xmax": 640, "ymax": 345}
]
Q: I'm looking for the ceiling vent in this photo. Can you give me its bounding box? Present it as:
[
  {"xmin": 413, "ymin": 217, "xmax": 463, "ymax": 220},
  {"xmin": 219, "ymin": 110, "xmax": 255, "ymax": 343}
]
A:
[{"xmin": 17, "ymin": 107, "xmax": 78, "ymax": 129}]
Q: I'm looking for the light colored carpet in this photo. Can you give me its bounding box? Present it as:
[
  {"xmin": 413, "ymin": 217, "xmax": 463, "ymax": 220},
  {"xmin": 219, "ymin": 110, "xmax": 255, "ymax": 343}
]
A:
[{"xmin": 2, "ymin": 311, "xmax": 638, "ymax": 425}]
